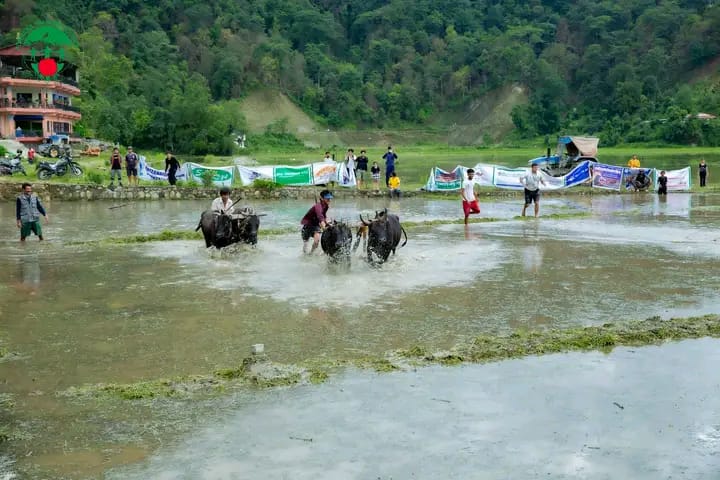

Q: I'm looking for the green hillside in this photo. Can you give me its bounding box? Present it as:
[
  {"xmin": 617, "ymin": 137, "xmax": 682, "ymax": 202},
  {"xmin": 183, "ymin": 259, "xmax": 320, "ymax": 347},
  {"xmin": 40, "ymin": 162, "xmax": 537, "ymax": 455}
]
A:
[{"xmin": 4, "ymin": 0, "xmax": 720, "ymax": 153}]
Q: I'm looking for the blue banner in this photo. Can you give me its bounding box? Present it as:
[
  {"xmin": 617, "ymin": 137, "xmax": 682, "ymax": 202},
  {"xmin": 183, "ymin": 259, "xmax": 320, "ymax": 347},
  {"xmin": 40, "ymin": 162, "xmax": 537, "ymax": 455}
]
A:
[
  {"xmin": 138, "ymin": 157, "xmax": 187, "ymax": 182},
  {"xmin": 564, "ymin": 161, "xmax": 592, "ymax": 187}
]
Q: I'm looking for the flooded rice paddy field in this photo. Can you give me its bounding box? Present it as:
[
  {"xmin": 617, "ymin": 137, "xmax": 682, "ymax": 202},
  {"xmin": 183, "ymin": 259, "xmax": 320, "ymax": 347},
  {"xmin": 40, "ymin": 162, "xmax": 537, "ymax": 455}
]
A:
[{"xmin": 1, "ymin": 193, "xmax": 719, "ymax": 478}]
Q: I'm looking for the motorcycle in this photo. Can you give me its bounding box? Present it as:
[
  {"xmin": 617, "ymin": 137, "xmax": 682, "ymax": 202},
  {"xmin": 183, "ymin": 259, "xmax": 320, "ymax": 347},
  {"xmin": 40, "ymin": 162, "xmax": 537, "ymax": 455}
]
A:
[
  {"xmin": 36, "ymin": 153, "xmax": 83, "ymax": 180},
  {"xmin": 0, "ymin": 152, "xmax": 27, "ymax": 176}
]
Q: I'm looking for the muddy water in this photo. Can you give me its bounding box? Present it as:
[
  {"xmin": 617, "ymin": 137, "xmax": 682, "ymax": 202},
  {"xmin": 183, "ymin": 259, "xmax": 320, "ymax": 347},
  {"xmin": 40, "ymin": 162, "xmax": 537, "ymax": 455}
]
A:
[
  {"xmin": 1, "ymin": 194, "xmax": 719, "ymax": 478},
  {"xmin": 108, "ymin": 339, "xmax": 720, "ymax": 480}
]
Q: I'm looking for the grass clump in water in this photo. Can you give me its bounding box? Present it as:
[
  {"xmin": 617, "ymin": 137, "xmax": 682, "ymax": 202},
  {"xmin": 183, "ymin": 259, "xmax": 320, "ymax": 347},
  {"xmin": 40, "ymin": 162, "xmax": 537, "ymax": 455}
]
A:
[
  {"xmin": 354, "ymin": 357, "xmax": 399, "ymax": 372},
  {"xmin": 308, "ymin": 370, "xmax": 329, "ymax": 384},
  {"xmin": 464, "ymin": 315, "xmax": 720, "ymax": 362},
  {"xmin": 512, "ymin": 211, "xmax": 591, "ymax": 221},
  {"xmin": 98, "ymin": 380, "xmax": 176, "ymax": 400},
  {"xmin": 398, "ymin": 345, "xmax": 429, "ymax": 358}
]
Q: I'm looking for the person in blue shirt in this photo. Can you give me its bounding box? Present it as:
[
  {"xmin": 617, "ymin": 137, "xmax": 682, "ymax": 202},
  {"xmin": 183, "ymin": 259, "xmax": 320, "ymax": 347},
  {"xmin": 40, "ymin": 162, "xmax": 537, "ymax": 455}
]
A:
[{"xmin": 382, "ymin": 146, "xmax": 398, "ymax": 187}]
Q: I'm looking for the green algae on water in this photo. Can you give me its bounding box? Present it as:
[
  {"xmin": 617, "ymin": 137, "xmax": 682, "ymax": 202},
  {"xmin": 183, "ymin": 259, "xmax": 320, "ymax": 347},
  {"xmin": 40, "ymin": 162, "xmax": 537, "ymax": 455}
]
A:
[{"xmin": 60, "ymin": 315, "xmax": 720, "ymax": 401}]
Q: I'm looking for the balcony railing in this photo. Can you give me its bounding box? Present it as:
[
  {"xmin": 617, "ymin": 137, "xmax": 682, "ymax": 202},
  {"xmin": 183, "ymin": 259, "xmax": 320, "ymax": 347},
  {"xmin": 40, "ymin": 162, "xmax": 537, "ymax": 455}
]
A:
[
  {"xmin": 13, "ymin": 129, "xmax": 43, "ymax": 138},
  {"xmin": 0, "ymin": 66, "xmax": 79, "ymax": 87},
  {"xmin": 0, "ymin": 97, "xmax": 81, "ymax": 113}
]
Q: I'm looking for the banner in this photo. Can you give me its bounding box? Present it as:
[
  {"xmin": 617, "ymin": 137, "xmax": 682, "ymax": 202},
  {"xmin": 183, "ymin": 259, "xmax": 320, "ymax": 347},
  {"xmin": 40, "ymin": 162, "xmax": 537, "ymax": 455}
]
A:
[
  {"xmin": 313, "ymin": 162, "xmax": 337, "ymax": 185},
  {"xmin": 493, "ymin": 166, "xmax": 528, "ymax": 190},
  {"xmin": 274, "ymin": 165, "xmax": 313, "ymax": 185},
  {"xmin": 236, "ymin": 161, "xmax": 355, "ymax": 187},
  {"xmin": 622, "ymin": 167, "xmax": 654, "ymax": 190},
  {"xmin": 185, "ymin": 162, "xmax": 235, "ymax": 187},
  {"xmin": 591, "ymin": 163, "xmax": 624, "ymax": 190},
  {"xmin": 563, "ymin": 161, "xmax": 593, "ymax": 187},
  {"xmin": 473, "ymin": 164, "xmax": 495, "ymax": 187},
  {"xmin": 424, "ymin": 166, "xmax": 464, "ymax": 191},
  {"xmin": 138, "ymin": 156, "xmax": 188, "ymax": 182},
  {"xmin": 336, "ymin": 161, "xmax": 357, "ymax": 187},
  {"xmin": 664, "ymin": 166, "xmax": 692, "ymax": 191},
  {"xmin": 237, "ymin": 165, "xmax": 274, "ymax": 185}
]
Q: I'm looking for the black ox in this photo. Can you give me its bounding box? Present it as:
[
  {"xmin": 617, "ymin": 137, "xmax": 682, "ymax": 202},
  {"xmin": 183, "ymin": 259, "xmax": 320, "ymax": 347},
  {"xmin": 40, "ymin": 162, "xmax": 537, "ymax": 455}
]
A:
[
  {"xmin": 196, "ymin": 209, "xmax": 262, "ymax": 248},
  {"xmin": 359, "ymin": 209, "xmax": 407, "ymax": 264},
  {"xmin": 321, "ymin": 221, "xmax": 354, "ymax": 264}
]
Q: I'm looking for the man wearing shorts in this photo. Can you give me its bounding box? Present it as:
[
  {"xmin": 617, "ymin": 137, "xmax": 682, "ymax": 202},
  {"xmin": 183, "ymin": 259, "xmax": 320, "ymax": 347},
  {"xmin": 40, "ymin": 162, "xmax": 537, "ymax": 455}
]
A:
[
  {"xmin": 355, "ymin": 149, "xmax": 369, "ymax": 189},
  {"xmin": 462, "ymin": 168, "xmax": 483, "ymax": 224},
  {"xmin": 520, "ymin": 163, "xmax": 546, "ymax": 217},
  {"xmin": 125, "ymin": 146, "xmax": 139, "ymax": 186},
  {"xmin": 109, "ymin": 147, "xmax": 123, "ymax": 187},
  {"xmin": 16, "ymin": 183, "xmax": 48, "ymax": 242},
  {"xmin": 300, "ymin": 189, "xmax": 333, "ymax": 254}
]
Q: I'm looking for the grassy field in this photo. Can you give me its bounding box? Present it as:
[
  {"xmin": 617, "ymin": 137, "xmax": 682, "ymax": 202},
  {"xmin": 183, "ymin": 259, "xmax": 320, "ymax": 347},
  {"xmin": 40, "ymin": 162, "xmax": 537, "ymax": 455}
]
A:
[{"xmin": 2, "ymin": 145, "xmax": 718, "ymax": 191}]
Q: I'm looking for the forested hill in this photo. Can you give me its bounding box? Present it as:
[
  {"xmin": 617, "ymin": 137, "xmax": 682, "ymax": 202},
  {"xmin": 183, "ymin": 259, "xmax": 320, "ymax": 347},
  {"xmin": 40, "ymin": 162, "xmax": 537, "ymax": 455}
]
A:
[{"xmin": 3, "ymin": 0, "xmax": 720, "ymax": 152}]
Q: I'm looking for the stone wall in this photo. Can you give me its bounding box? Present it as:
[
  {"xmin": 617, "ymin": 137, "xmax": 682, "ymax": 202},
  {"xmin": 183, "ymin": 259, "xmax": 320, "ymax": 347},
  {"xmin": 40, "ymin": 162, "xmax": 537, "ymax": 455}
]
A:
[
  {"xmin": 0, "ymin": 181, "xmax": 617, "ymax": 202},
  {"xmin": 0, "ymin": 181, "xmax": 427, "ymax": 202}
]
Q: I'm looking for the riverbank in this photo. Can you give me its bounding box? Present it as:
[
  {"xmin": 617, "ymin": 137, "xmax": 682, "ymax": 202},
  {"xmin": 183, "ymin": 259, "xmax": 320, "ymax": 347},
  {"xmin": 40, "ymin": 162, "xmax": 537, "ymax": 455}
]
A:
[{"xmin": 2, "ymin": 180, "xmax": 717, "ymax": 202}]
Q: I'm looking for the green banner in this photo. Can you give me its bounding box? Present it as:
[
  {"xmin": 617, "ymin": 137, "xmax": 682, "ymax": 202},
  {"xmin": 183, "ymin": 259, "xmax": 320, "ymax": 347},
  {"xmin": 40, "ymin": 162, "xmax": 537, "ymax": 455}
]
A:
[
  {"xmin": 273, "ymin": 166, "xmax": 313, "ymax": 185},
  {"xmin": 186, "ymin": 163, "xmax": 235, "ymax": 187}
]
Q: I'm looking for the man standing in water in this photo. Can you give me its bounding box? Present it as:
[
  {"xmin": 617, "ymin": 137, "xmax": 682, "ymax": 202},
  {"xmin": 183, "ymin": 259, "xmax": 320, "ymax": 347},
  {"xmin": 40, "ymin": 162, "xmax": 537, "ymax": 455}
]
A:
[
  {"xmin": 520, "ymin": 163, "xmax": 546, "ymax": 217},
  {"xmin": 301, "ymin": 189, "xmax": 333, "ymax": 255},
  {"xmin": 164, "ymin": 149, "xmax": 180, "ymax": 186},
  {"xmin": 16, "ymin": 183, "xmax": 48, "ymax": 242},
  {"xmin": 699, "ymin": 159, "xmax": 708, "ymax": 187},
  {"xmin": 461, "ymin": 168, "xmax": 483, "ymax": 224},
  {"xmin": 657, "ymin": 170, "xmax": 668, "ymax": 195}
]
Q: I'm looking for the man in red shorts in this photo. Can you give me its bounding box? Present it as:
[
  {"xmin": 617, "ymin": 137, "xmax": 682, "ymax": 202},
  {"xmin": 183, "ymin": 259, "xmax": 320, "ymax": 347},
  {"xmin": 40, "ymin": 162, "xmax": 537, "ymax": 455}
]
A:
[{"xmin": 462, "ymin": 168, "xmax": 483, "ymax": 225}]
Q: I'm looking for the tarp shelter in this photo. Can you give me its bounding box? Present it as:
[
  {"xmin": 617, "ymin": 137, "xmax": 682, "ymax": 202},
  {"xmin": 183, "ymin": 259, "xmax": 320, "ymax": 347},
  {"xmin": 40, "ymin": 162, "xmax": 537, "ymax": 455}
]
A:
[{"xmin": 558, "ymin": 136, "xmax": 599, "ymax": 158}]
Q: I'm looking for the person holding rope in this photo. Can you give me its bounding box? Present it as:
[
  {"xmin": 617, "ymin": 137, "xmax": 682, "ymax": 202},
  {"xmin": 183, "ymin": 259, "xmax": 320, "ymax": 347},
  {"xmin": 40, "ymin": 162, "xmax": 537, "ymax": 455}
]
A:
[
  {"xmin": 211, "ymin": 187, "xmax": 235, "ymax": 214},
  {"xmin": 210, "ymin": 187, "xmax": 237, "ymax": 243},
  {"xmin": 301, "ymin": 189, "xmax": 333, "ymax": 255}
]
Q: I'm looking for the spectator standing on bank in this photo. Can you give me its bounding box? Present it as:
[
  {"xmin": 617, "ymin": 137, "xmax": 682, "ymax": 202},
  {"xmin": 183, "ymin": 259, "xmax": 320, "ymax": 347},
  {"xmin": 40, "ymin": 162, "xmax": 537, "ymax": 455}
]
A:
[
  {"xmin": 355, "ymin": 149, "xmax": 369, "ymax": 189},
  {"xmin": 371, "ymin": 161, "xmax": 381, "ymax": 192},
  {"xmin": 165, "ymin": 150, "xmax": 180, "ymax": 186},
  {"xmin": 344, "ymin": 148, "xmax": 356, "ymax": 185},
  {"xmin": 382, "ymin": 146, "xmax": 398, "ymax": 187},
  {"xmin": 109, "ymin": 147, "xmax": 123, "ymax": 188},
  {"xmin": 125, "ymin": 146, "xmax": 139, "ymax": 187}
]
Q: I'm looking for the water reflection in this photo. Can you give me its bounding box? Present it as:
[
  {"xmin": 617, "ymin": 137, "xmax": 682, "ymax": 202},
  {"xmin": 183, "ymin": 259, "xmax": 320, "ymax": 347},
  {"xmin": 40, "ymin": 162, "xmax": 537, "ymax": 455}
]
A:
[{"xmin": 521, "ymin": 245, "xmax": 543, "ymax": 273}]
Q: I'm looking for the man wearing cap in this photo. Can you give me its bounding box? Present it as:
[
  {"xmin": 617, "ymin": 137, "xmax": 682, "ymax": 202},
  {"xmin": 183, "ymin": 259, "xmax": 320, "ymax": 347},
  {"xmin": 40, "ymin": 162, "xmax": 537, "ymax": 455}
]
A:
[
  {"xmin": 125, "ymin": 146, "xmax": 139, "ymax": 187},
  {"xmin": 301, "ymin": 189, "xmax": 333, "ymax": 254}
]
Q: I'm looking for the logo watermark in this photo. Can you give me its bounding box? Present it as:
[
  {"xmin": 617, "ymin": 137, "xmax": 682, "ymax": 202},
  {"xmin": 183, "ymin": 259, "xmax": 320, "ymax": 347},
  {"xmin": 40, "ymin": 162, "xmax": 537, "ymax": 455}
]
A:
[{"xmin": 17, "ymin": 21, "xmax": 78, "ymax": 80}]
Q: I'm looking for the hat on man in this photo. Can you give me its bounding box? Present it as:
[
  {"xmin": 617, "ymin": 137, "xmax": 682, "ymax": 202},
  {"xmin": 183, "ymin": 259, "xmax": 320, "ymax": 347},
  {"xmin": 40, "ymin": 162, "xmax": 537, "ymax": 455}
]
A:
[{"xmin": 320, "ymin": 189, "xmax": 333, "ymax": 199}]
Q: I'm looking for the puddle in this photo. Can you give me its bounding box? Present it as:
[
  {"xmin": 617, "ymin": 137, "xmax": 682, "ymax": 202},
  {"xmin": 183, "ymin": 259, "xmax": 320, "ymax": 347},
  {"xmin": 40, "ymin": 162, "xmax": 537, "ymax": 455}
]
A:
[{"xmin": 108, "ymin": 339, "xmax": 720, "ymax": 480}]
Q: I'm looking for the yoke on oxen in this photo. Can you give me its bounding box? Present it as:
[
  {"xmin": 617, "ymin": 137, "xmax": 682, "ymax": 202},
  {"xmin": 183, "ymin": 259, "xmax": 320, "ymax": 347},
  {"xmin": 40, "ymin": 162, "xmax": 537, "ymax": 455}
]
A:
[{"xmin": 196, "ymin": 207, "xmax": 263, "ymax": 248}]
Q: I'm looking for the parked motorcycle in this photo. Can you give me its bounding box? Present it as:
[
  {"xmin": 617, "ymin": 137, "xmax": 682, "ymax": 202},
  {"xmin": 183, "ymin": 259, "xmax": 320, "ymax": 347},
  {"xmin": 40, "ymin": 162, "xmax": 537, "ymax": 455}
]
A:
[
  {"xmin": 36, "ymin": 153, "xmax": 83, "ymax": 180},
  {"xmin": 0, "ymin": 152, "xmax": 27, "ymax": 176}
]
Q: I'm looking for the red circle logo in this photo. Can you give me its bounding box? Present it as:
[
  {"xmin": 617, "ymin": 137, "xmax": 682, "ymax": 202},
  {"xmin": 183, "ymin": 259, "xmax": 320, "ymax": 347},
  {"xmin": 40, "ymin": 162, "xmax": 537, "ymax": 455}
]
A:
[{"xmin": 38, "ymin": 58, "xmax": 58, "ymax": 77}]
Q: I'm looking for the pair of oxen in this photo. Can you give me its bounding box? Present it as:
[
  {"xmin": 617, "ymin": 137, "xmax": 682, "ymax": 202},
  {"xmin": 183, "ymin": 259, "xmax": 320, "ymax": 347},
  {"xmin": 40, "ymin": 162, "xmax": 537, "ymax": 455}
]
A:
[
  {"xmin": 196, "ymin": 208, "xmax": 407, "ymax": 265},
  {"xmin": 322, "ymin": 209, "xmax": 408, "ymax": 265}
]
